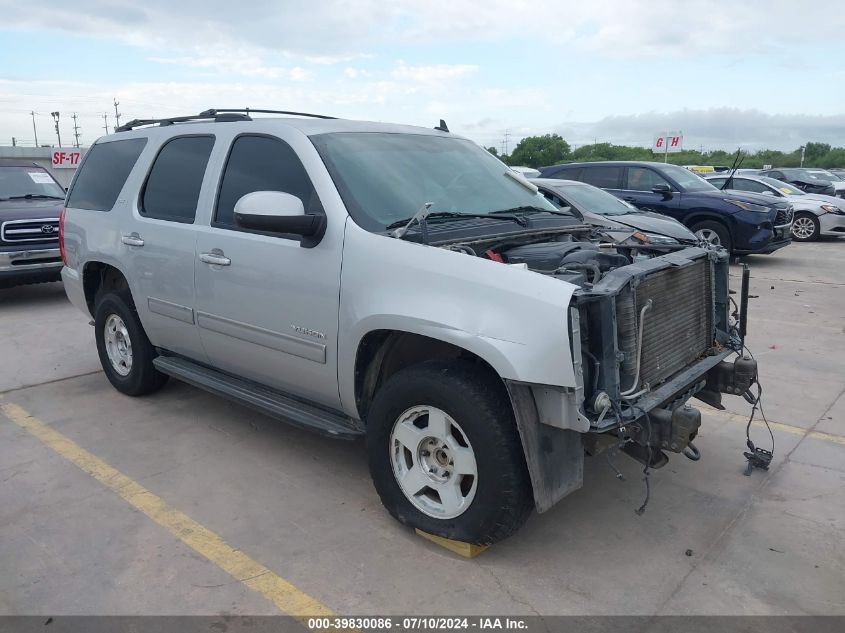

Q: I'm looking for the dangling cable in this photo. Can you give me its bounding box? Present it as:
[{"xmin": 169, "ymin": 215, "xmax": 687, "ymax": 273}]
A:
[{"xmin": 741, "ymin": 345, "xmax": 774, "ymax": 475}]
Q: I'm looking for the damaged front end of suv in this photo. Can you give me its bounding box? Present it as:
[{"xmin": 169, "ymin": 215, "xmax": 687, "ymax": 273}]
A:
[
  {"xmin": 424, "ymin": 223, "xmax": 757, "ymax": 512},
  {"xmin": 571, "ymin": 246, "xmax": 755, "ymax": 469}
]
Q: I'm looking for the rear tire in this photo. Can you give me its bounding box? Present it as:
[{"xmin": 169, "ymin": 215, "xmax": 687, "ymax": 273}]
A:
[
  {"xmin": 692, "ymin": 220, "xmax": 732, "ymax": 252},
  {"xmin": 94, "ymin": 290, "xmax": 168, "ymax": 396},
  {"xmin": 791, "ymin": 212, "xmax": 820, "ymax": 242},
  {"xmin": 366, "ymin": 360, "xmax": 533, "ymax": 545}
]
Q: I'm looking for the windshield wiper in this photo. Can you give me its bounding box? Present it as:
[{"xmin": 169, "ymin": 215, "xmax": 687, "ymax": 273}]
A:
[
  {"xmin": 386, "ymin": 209, "xmax": 528, "ymax": 235},
  {"xmin": 494, "ymin": 205, "xmax": 582, "ymax": 220},
  {"xmin": 7, "ymin": 194, "xmax": 65, "ymax": 200}
]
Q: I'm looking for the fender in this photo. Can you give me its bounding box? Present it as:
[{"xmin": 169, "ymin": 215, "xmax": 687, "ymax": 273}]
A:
[{"xmin": 337, "ymin": 221, "xmax": 578, "ymax": 417}]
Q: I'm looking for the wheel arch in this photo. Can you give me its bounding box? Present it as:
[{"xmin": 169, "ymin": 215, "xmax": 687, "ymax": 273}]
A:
[
  {"xmin": 82, "ymin": 260, "xmax": 133, "ymax": 316},
  {"xmin": 353, "ymin": 329, "xmax": 508, "ymax": 422},
  {"xmin": 353, "ymin": 329, "xmax": 585, "ymax": 514},
  {"xmin": 683, "ymin": 210, "xmax": 733, "ymax": 232}
]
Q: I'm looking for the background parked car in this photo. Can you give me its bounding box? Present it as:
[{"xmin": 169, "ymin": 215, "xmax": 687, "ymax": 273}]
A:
[
  {"xmin": 509, "ymin": 166, "xmax": 541, "ymax": 178},
  {"xmin": 0, "ymin": 159, "xmax": 65, "ymax": 289},
  {"xmin": 705, "ymin": 173, "xmax": 845, "ymax": 241},
  {"xmin": 531, "ymin": 178, "xmax": 699, "ymax": 247},
  {"xmin": 757, "ymin": 168, "xmax": 845, "ymax": 198},
  {"xmin": 538, "ymin": 161, "xmax": 793, "ymax": 254}
]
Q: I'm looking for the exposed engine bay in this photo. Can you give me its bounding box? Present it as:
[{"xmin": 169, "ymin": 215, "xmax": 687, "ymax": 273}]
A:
[
  {"xmin": 439, "ymin": 225, "xmax": 683, "ymax": 288},
  {"xmin": 434, "ymin": 225, "xmax": 758, "ymax": 474}
]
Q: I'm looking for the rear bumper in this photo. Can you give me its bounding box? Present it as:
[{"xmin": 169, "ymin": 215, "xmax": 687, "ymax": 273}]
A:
[{"xmin": 61, "ymin": 266, "xmax": 91, "ymax": 317}]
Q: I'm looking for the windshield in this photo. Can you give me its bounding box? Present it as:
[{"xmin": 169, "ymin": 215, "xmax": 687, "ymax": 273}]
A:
[
  {"xmin": 310, "ymin": 132, "xmax": 557, "ymax": 231},
  {"xmin": 759, "ymin": 176, "xmax": 804, "ymax": 195},
  {"xmin": 0, "ymin": 166, "xmax": 65, "ymax": 201},
  {"xmin": 660, "ymin": 164, "xmax": 718, "ymax": 192},
  {"xmin": 807, "ymin": 170, "xmax": 840, "ymax": 181},
  {"xmin": 553, "ymin": 182, "xmax": 639, "ymax": 216}
]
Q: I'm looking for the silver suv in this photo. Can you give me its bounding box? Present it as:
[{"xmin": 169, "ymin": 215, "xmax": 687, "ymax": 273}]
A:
[{"xmin": 61, "ymin": 109, "xmax": 758, "ymax": 544}]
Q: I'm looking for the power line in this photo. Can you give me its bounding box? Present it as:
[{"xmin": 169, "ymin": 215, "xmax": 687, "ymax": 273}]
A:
[
  {"xmin": 113, "ymin": 98, "xmax": 121, "ymax": 133},
  {"xmin": 71, "ymin": 112, "xmax": 82, "ymax": 148},
  {"xmin": 30, "ymin": 111, "xmax": 39, "ymax": 147},
  {"xmin": 501, "ymin": 129, "xmax": 511, "ymax": 155},
  {"xmin": 102, "ymin": 112, "xmax": 110, "ymax": 135}
]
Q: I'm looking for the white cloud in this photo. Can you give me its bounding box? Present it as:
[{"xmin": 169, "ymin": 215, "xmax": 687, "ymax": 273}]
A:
[
  {"xmin": 390, "ymin": 62, "xmax": 479, "ymax": 83},
  {"xmin": 148, "ymin": 54, "xmax": 310, "ymax": 81},
  {"xmin": 2, "ymin": 1, "xmax": 842, "ymax": 60}
]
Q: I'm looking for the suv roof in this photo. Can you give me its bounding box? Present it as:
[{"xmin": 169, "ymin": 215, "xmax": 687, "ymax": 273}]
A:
[
  {"xmin": 114, "ymin": 108, "xmax": 452, "ymax": 140},
  {"xmin": 545, "ymin": 161, "xmax": 674, "ymax": 168}
]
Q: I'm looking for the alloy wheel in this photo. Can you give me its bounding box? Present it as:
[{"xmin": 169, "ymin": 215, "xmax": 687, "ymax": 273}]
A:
[
  {"xmin": 792, "ymin": 216, "xmax": 816, "ymax": 240},
  {"xmin": 389, "ymin": 405, "xmax": 478, "ymax": 519}
]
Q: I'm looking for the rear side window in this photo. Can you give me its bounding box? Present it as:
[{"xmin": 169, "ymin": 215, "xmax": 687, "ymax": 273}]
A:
[
  {"xmin": 580, "ymin": 166, "xmax": 621, "ymax": 189},
  {"xmin": 624, "ymin": 167, "xmax": 670, "ymax": 191},
  {"xmin": 547, "ymin": 167, "xmax": 580, "ymax": 181},
  {"xmin": 66, "ymin": 138, "xmax": 146, "ymax": 211},
  {"xmin": 141, "ymin": 136, "xmax": 215, "ymax": 223},
  {"xmin": 214, "ymin": 134, "xmax": 321, "ymax": 229},
  {"xmin": 732, "ymin": 179, "xmax": 769, "ymax": 194}
]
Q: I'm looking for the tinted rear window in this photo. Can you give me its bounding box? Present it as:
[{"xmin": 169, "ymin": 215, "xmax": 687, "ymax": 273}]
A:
[
  {"xmin": 66, "ymin": 138, "xmax": 147, "ymax": 211},
  {"xmin": 580, "ymin": 166, "xmax": 621, "ymax": 188},
  {"xmin": 141, "ymin": 136, "xmax": 214, "ymax": 223}
]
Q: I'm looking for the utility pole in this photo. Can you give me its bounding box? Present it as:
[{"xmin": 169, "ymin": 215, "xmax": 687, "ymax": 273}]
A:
[
  {"xmin": 103, "ymin": 112, "xmax": 110, "ymax": 135},
  {"xmin": 11, "ymin": 137, "xmax": 16, "ymax": 147},
  {"xmin": 800, "ymin": 145, "xmax": 806, "ymax": 167},
  {"xmin": 502, "ymin": 129, "xmax": 511, "ymax": 156},
  {"xmin": 31, "ymin": 111, "xmax": 39, "ymax": 147},
  {"xmin": 71, "ymin": 113, "xmax": 82, "ymax": 148},
  {"xmin": 113, "ymin": 98, "xmax": 121, "ymax": 132},
  {"xmin": 51, "ymin": 112, "xmax": 62, "ymax": 147}
]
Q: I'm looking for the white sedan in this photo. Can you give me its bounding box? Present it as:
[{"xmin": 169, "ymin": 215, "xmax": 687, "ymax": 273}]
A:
[{"xmin": 705, "ymin": 174, "xmax": 845, "ymax": 242}]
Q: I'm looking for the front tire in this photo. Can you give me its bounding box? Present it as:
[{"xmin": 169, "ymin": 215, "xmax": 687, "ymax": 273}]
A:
[
  {"xmin": 791, "ymin": 212, "xmax": 820, "ymax": 241},
  {"xmin": 692, "ymin": 220, "xmax": 732, "ymax": 252},
  {"xmin": 94, "ymin": 290, "xmax": 168, "ymax": 396},
  {"xmin": 366, "ymin": 360, "xmax": 533, "ymax": 545}
]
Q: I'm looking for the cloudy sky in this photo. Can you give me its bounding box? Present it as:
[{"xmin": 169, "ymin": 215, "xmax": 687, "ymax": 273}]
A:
[{"xmin": 1, "ymin": 0, "xmax": 843, "ymax": 151}]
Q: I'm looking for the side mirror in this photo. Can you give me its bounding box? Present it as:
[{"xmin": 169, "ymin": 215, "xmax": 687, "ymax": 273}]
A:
[
  {"xmin": 234, "ymin": 191, "xmax": 326, "ymax": 248},
  {"xmin": 651, "ymin": 183, "xmax": 673, "ymax": 199}
]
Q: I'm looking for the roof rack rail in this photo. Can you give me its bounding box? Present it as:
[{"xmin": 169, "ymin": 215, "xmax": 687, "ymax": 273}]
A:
[
  {"xmin": 206, "ymin": 108, "xmax": 337, "ymax": 120},
  {"xmin": 116, "ymin": 107, "xmax": 337, "ymax": 132}
]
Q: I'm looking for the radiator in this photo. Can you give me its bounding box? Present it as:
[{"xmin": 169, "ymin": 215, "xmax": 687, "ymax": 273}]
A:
[{"xmin": 629, "ymin": 258, "xmax": 714, "ymax": 389}]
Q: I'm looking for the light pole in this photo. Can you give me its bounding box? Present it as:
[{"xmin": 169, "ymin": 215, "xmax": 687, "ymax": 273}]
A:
[{"xmin": 51, "ymin": 111, "xmax": 62, "ymax": 147}]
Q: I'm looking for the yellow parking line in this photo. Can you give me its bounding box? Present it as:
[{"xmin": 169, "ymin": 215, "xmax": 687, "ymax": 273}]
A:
[
  {"xmin": 699, "ymin": 404, "xmax": 844, "ymax": 444},
  {"xmin": 809, "ymin": 431, "xmax": 845, "ymax": 446},
  {"xmin": 0, "ymin": 401, "xmax": 334, "ymax": 619}
]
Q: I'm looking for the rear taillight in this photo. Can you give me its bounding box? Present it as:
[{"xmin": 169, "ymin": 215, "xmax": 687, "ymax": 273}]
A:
[{"xmin": 58, "ymin": 207, "xmax": 67, "ymax": 266}]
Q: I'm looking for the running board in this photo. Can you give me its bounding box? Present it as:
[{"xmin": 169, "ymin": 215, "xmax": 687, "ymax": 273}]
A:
[{"xmin": 153, "ymin": 356, "xmax": 363, "ymax": 440}]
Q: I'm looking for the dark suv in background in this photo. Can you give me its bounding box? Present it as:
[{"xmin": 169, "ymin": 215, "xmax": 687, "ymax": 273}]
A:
[
  {"xmin": 757, "ymin": 168, "xmax": 845, "ymax": 198},
  {"xmin": 539, "ymin": 161, "xmax": 793, "ymax": 254},
  {"xmin": 0, "ymin": 159, "xmax": 65, "ymax": 289}
]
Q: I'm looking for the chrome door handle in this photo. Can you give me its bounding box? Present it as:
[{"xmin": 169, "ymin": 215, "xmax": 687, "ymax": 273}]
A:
[
  {"xmin": 121, "ymin": 234, "xmax": 144, "ymax": 247},
  {"xmin": 200, "ymin": 251, "xmax": 231, "ymax": 266}
]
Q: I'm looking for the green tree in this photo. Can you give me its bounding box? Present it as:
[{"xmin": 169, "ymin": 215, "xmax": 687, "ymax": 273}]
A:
[
  {"xmin": 485, "ymin": 146, "xmax": 498, "ymax": 156},
  {"xmin": 508, "ymin": 134, "xmax": 571, "ymax": 168},
  {"xmin": 804, "ymin": 142, "xmax": 831, "ymax": 164}
]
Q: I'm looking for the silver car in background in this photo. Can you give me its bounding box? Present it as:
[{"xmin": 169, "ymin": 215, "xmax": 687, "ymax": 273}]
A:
[{"xmin": 706, "ymin": 174, "xmax": 845, "ymax": 241}]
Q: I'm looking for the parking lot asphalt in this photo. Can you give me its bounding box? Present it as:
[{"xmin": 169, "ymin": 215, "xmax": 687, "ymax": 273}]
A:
[{"xmin": 1, "ymin": 240, "xmax": 844, "ymax": 617}]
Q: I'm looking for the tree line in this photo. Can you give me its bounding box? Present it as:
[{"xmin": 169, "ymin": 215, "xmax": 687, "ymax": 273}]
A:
[{"xmin": 486, "ymin": 135, "xmax": 845, "ymax": 170}]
